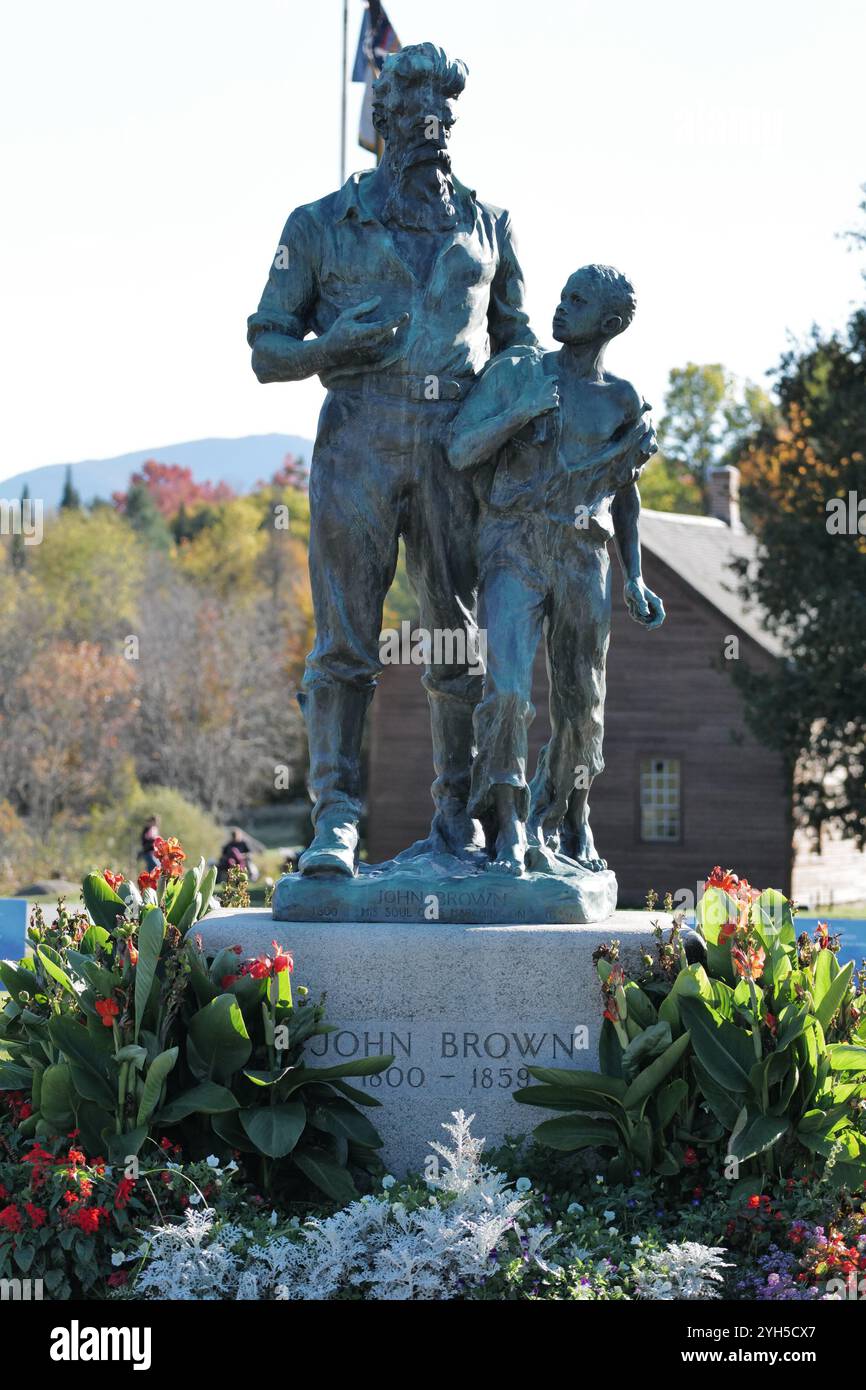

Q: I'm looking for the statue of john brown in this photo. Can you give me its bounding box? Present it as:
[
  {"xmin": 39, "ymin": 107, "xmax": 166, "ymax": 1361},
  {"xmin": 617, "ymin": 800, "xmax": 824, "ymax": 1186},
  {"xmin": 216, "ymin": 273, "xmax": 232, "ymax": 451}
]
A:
[{"xmin": 248, "ymin": 42, "xmax": 536, "ymax": 876}]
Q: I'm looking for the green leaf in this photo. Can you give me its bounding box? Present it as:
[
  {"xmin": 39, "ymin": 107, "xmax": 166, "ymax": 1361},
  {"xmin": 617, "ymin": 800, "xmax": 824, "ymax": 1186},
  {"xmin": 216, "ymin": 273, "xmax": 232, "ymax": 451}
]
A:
[
  {"xmin": 166, "ymin": 866, "xmax": 199, "ymax": 927},
  {"xmin": 621, "ymin": 1022, "xmax": 673, "ymax": 1083},
  {"xmin": 622, "ymin": 1030, "xmax": 691, "ymax": 1115},
  {"xmin": 137, "ymin": 1047, "xmax": 178, "ymax": 1125},
  {"xmin": 48, "ymin": 1015, "xmax": 115, "ymax": 1085},
  {"xmin": 0, "ymin": 1061, "xmax": 33, "ymax": 1090},
  {"xmin": 328, "ymin": 1078, "xmax": 383, "ymax": 1108},
  {"xmin": 134, "ymin": 909, "xmax": 165, "ymax": 1043},
  {"xmin": 532, "ymin": 1114, "xmax": 621, "ymax": 1152},
  {"xmin": 826, "ymin": 1044, "xmax": 866, "ymax": 1072},
  {"xmin": 280, "ymin": 1056, "xmax": 393, "ymax": 1096},
  {"xmin": 815, "ymin": 961, "xmax": 854, "ymax": 1034},
  {"xmin": 36, "ymin": 947, "xmax": 76, "ymax": 996},
  {"xmin": 82, "ymin": 872, "xmax": 126, "ymax": 932},
  {"xmin": 656, "ymin": 1078, "xmax": 689, "ymax": 1130},
  {"xmin": 155, "ymin": 1080, "xmax": 239, "ymax": 1124},
  {"xmin": 186, "ymin": 995, "xmax": 252, "ymax": 1083},
  {"xmin": 526, "ymin": 1067, "xmax": 627, "ymax": 1100},
  {"xmin": 680, "ymin": 996, "xmax": 754, "ymax": 1093},
  {"xmin": 239, "ymin": 1102, "xmax": 306, "ymax": 1158},
  {"xmin": 106, "ymin": 1126, "xmax": 148, "ymax": 1166},
  {"xmin": 728, "ymin": 1111, "xmax": 791, "ymax": 1161},
  {"xmin": 309, "ymin": 1098, "xmax": 383, "ymax": 1149},
  {"xmin": 292, "ymin": 1147, "xmax": 359, "ymax": 1203},
  {"xmin": 40, "ymin": 1063, "xmax": 75, "ymax": 1125}
]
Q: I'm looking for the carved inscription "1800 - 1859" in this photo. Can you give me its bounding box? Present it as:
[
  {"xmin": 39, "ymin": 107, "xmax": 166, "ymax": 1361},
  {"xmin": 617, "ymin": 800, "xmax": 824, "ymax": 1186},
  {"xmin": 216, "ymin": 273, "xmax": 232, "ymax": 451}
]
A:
[{"xmin": 306, "ymin": 1019, "xmax": 591, "ymax": 1098}]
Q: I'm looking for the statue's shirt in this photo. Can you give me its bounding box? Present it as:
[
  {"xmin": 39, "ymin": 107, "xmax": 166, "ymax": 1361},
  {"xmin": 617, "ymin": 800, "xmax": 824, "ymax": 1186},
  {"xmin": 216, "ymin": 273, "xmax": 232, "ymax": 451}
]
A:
[
  {"xmin": 247, "ymin": 171, "xmax": 535, "ymax": 388},
  {"xmin": 455, "ymin": 346, "xmax": 646, "ymax": 538}
]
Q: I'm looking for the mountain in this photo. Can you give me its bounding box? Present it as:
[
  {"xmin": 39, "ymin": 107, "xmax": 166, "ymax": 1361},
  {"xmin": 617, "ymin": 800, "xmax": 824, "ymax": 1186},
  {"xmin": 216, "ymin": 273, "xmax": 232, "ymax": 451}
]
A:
[{"xmin": 1, "ymin": 434, "xmax": 313, "ymax": 508}]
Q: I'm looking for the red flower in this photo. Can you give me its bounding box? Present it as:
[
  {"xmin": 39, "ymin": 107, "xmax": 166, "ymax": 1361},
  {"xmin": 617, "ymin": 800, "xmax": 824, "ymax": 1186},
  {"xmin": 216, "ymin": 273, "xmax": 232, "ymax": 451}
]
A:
[
  {"xmin": 138, "ymin": 868, "xmax": 160, "ymax": 892},
  {"xmin": 270, "ymin": 942, "xmax": 293, "ymax": 975},
  {"xmin": 0, "ymin": 1204, "xmax": 23, "ymax": 1233},
  {"xmin": 67, "ymin": 1147, "xmax": 86, "ymax": 1170},
  {"xmin": 103, "ymin": 869, "xmax": 124, "ymax": 891},
  {"xmin": 747, "ymin": 1194, "xmax": 761, "ymax": 1209},
  {"xmin": 153, "ymin": 836, "xmax": 186, "ymax": 878},
  {"xmin": 230, "ymin": 945, "xmax": 243, "ymax": 955},
  {"xmin": 24, "ymin": 1201, "xmax": 46, "ymax": 1228},
  {"xmin": 683, "ymin": 1146, "xmax": 698, "ymax": 1167},
  {"xmin": 126, "ymin": 943, "xmax": 139, "ymax": 967},
  {"xmin": 95, "ymin": 997, "xmax": 120, "ymax": 1028},
  {"xmin": 764, "ymin": 1011, "xmax": 778, "ymax": 1034},
  {"xmin": 815, "ymin": 922, "xmax": 830, "ymax": 949},
  {"xmin": 706, "ymin": 866, "xmax": 739, "ymax": 893},
  {"xmin": 107, "ymin": 1270, "xmax": 128, "ymax": 1288},
  {"xmin": 114, "ymin": 1177, "xmax": 135, "ymax": 1210},
  {"xmin": 67, "ymin": 1205, "xmax": 108, "ymax": 1234},
  {"xmin": 221, "ymin": 974, "xmax": 239, "ymax": 989},
  {"xmin": 243, "ymin": 958, "xmax": 269, "ymax": 980},
  {"xmin": 719, "ymin": 921, "xmax": 738, "ymax": 943}
]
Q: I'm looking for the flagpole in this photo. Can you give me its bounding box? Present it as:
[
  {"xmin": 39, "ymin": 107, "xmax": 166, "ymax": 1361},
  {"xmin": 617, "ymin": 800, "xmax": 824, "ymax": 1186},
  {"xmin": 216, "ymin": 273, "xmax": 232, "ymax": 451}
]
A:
[{"xmin": 340, "ymin": 0, "xmax": 348, "ymax": 184}]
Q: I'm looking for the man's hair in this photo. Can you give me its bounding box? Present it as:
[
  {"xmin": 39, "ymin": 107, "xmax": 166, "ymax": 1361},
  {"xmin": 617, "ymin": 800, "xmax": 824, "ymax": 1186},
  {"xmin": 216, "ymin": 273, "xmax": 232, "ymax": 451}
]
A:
[
  {"xmin": 578, "ymin": 264, "xmax": 637, "ymax": 333},
  {"xmin": 372, "ymin": 43, "xmax": 468, "ymax": 134}
]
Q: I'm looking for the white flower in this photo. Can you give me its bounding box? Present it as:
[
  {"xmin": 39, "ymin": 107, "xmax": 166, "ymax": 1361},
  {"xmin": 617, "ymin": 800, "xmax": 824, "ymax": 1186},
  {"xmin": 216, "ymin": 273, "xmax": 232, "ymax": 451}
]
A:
[
  {"xmin": 630, "ymin": 1235, "xmax": 642, "ymax": 1247},
  {"xmin": 226, "ymin": 1160, "xmax": 238, "ymax": 1173},
  {"xmin": 595, "ymin": 1175, "xmax": 605, "ymax": 1184},
  {"xmin": 188, "ymin": 1192, "xmax": 202, "ymax": 1205},
  {"xmin": 270, "ymin": 1210, "xmax": 279, "ymax": 1227},
  {"xmin": 206, "ymin": 1155, "xmax": 221, "ymax": 1169},
  {"xmin": 567, "ymin": 1202, "xmax": 584, "ymax": 1215},
  {"xmin": 635, "ymin": 1243, "xmax": 733, "ymax": 1301},
  {"xmin": 608, "ymin": 1227, "xmax": 619, "ymax": 1237},
  {"xmin": 603, "ymin": 1210, "xmax": 616, "ymax": 1223},
  {"xmin": 381, "ymin": 1175, "xmax": 396, "ymax": 1191},
  {"xmin": 110, "ymin": 1251, "xmax": 126, "ymax": 1267},
  {"xmin": 515, "ymin": 1177, "xmax": 532, "ymax": 1194}
]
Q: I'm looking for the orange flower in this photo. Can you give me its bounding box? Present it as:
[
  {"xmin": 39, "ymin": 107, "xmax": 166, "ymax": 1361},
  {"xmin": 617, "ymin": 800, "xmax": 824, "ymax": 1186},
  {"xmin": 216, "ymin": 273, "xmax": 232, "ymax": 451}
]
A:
[
  {"xmin": 153, "ymin": 836, "xmax": 186, "ymax": 878},
  {"xmin": 706, "ymin": 866, "xmax": 739, "ymax": 893},
  {"xmin": 815, "ymin": 922, "xmax": 830, "ymax": 949},
  {"xmin": 138, "ymin": 868, "xmax": 160, "ymax": 892},
  {"xmin": 95, "ymin": 998, "xmax": 120, "ymax": 1028},
  {"xmin": 732, "ymin": 944, "xmax": 765, "ymax": 981},
  {"xmin": 102, "ymin": 869, "xmax": 124, "ymax": 891}
]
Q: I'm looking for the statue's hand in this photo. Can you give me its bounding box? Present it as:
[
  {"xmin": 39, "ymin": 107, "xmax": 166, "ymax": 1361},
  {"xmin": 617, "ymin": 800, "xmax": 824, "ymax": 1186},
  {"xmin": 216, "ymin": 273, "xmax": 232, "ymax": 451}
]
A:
[
  {"xmin": 624, "ymin": 577, "xmax": 665, "ymax": 629},
  {"xmin": 323, "ymin": 297, "xmax": 410, "ymax": 366},
  {"xmin": 516, "ymin": 374, "xmax": 560, "ymax": 423}
]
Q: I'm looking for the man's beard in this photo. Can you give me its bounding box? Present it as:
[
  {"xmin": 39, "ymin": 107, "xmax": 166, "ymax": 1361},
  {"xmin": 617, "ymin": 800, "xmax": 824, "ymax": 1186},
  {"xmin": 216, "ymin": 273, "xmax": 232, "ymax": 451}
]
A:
[{"xmin": 381, "ymin": 143, "xmax": 459, "ymax": 232}]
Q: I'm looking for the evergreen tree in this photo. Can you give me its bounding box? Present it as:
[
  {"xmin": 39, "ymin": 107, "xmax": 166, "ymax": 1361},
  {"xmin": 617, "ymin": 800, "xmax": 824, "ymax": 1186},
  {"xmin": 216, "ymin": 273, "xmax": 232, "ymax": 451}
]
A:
[{"xmin": 59, "ymin": 465, "xmax": 81, "ymax": 510}]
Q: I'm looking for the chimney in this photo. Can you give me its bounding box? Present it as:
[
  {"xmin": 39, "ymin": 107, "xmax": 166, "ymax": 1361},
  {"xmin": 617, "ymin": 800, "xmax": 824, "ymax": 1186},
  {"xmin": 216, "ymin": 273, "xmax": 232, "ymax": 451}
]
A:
[{"xmin": 706, "ymin": 464, "xmax": 743, "ymax": 531}]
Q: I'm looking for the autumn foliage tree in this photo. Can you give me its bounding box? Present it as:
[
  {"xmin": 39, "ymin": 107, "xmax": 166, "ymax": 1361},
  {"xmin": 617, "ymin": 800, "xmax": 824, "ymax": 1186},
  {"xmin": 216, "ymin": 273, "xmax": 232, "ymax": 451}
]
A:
[
  {"xmin": 113, "ymin": 460, "xmax": 236, "ymax": 518},
  {"xmin": 734, "ymin": 303, "xmax": 866, "ymax": 847}
]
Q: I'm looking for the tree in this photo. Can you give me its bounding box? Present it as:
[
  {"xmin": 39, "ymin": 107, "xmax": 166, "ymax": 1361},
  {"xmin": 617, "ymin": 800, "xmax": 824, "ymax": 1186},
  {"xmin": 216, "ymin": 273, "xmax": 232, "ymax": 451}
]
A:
[
  {"xmin": 114, "ymin": 459, "xmax": 235, "ymax": 519},
  {"xmin": 124, "ymin": 481, "xmax": 173, "ymax": 550},
  {"xmin": 59, "ymin": 465, "xmax": 81, "ymax": 510},
  {"xmin": 657, "ymin": 363, "xmax": 777, "ymax": 510},
  {"xmin": 10, "ymin": 485, "xmax": 28, "ymax": 570},
  {"xmin": 733, "ymin": 303, "xmax": 866, "ymax": 848}
]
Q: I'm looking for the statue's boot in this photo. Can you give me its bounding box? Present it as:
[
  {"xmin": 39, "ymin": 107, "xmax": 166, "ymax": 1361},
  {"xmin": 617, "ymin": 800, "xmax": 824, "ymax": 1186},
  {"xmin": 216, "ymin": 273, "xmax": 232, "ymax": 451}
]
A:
[
  {"xmin": 396, "ymin": 695, "xmax": 486, "ymax": 863},
  {"xmin": 297, "ymin": 681, "xmax": 372, "ymax": 877}
]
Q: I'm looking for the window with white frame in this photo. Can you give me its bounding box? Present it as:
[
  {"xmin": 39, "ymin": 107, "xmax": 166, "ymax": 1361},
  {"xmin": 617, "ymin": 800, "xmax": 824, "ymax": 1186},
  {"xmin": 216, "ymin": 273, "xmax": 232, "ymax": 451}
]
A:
[{"xmin": 639, "ymin": 758, "xmax": 681, "ymax": 842}]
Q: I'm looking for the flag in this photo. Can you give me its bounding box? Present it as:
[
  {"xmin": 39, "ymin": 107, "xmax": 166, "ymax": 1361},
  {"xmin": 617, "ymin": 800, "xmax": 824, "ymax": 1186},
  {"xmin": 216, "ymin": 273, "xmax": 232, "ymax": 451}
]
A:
[{"xmin": 352, "ymin": 0, "xmax": 400, "ymax": 154}]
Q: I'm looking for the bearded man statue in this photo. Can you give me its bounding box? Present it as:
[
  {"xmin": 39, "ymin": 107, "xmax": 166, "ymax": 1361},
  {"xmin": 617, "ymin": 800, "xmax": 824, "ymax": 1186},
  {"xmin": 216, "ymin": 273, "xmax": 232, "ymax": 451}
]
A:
[{"xmin": 248, "ymin": 42, "xmax": 537, "ymax": 876}]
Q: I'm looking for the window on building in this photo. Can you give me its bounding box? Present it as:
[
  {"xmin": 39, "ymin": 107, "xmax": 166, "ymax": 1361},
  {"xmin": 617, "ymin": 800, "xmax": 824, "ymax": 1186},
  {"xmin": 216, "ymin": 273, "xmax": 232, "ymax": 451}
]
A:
[{"xmin": 639, "ymin": 758, "xmax": 681, "ymax": 842}]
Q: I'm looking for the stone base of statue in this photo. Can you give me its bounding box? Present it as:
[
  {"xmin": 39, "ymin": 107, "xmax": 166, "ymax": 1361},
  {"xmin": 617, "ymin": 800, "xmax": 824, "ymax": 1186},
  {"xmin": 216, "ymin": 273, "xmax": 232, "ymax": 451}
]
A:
[
  {"xmin": 271, "ymin": 851, "xmax": 618, "ymax": 925},
  {"xmin": 196, "ymin": 907, "xmax": 651, "ymax": 1174}
]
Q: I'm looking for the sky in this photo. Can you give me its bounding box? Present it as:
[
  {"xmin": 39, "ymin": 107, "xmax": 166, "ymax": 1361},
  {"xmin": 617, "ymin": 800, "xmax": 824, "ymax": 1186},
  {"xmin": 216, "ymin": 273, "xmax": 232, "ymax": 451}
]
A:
[{"xmin": 1, "ymin": 0, "xmax": 865, "ymax": 481}]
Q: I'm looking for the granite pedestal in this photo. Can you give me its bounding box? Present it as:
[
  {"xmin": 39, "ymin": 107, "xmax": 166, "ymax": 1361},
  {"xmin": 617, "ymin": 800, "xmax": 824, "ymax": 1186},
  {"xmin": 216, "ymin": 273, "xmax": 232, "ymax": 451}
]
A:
[{"xmin": 196, "ymin": 908, "xmax": 654, "ymax": 1175}]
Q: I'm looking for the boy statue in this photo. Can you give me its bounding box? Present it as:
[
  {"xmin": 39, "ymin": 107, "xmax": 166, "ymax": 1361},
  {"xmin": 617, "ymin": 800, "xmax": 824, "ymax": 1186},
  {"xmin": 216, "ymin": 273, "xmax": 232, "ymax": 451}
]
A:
[{"xmin": 447, "ymin": 264, "xmax": 665, "ymax": 876}]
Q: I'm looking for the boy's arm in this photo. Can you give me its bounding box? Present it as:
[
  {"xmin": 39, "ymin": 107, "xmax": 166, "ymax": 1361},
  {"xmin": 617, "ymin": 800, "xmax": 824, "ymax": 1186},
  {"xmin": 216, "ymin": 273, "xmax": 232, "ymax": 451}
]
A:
[
  {"xmin": 448, "ymin": 363, "xmax": 559, "ymax": 472},
  {"xmin": 612, "ymin": 482, "xmax": 665, "ymax": 629}
]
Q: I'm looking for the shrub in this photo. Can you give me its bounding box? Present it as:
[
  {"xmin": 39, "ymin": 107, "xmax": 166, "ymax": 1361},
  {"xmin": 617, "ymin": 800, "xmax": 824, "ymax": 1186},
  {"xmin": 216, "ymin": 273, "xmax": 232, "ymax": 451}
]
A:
[{"xmin": 515, "ymin": 869, "xmax": 866, "ymax": 1185}]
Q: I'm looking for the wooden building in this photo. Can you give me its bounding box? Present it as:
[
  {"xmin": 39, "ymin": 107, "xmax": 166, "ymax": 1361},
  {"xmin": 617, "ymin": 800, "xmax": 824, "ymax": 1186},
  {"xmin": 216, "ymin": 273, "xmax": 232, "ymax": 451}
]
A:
[{"xmin": 364, "ymin": 468, "xmax": 866, "ymax": 907}]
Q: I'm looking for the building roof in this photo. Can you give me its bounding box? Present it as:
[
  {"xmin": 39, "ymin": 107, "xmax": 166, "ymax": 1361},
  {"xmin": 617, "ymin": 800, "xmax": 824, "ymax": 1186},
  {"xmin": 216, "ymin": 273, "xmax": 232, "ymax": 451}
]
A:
[{"xmin": 639, "ymin": 509, "xmax": 783, "ymax": 657}]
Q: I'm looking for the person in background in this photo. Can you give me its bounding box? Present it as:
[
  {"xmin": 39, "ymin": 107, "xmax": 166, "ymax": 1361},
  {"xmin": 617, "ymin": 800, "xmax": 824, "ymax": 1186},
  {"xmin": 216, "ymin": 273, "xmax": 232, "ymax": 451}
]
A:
[
  {"xmin": 218, "ymin": 828, "xmax": 252, "ymax": 882},
  {"xmin": 139, "ymin": 815, "xmax": 160, "ymax": 871}
]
